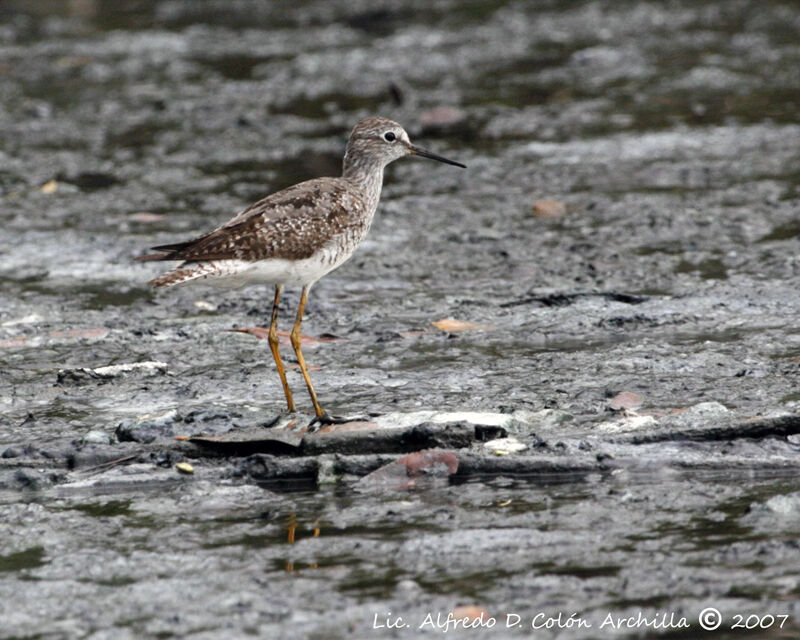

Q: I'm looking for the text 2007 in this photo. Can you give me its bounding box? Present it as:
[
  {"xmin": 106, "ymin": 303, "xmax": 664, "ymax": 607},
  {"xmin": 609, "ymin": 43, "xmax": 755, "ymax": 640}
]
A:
[{"xmin": 731, "ymin": 614, "xmax": 789, "ymax": 630}]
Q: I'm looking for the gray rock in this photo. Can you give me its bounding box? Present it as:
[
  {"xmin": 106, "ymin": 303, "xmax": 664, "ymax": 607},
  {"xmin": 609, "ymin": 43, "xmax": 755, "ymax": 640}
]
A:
[
  {"xmin": 764, "ymin": 493, "xmax": 800, "ymax": 518},
  {"xmin": 1, "ymin": 444, "xmax": 38, "ymax": 459},
  {"xmin": 115, "ymin": 410, "xmax": 181, "ymax": 444},
  {"xmin": 661, "ymin": 402, "xmax": 730, "ymax": 429},
  {"xmin": 7, "ymin": 468, "xmax": 63, "ymax": 491},
  {"xmin": 81, "ymin": 430, "xmax": 114, "ymax": 445},
  {"xmin": 57, "ymin": 361, "xmax": 168, "ymax": 385},
  {"xmin": 596, "ymin": 415, "xmax": 658, "ymax": 433},
  {"xmin": 301, "ymin": 422, "xmax": 475, "ymax": 456}
]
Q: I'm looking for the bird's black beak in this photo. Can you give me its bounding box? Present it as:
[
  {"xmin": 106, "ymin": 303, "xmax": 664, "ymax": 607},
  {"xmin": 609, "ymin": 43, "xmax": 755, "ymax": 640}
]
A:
[{"xmin": 407, "ymin": 143, "xmax": 466, "ymax": 168}]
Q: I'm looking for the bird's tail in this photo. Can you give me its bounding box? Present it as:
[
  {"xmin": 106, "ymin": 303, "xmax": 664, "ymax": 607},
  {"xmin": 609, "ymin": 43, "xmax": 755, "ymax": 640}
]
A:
[
  {"xmin": 136, "ymin": 245, "xmax": 214, "ymax": 288},
  {"xmin": 146, "ymin": 264, "xmax": 216, "ymax": 288}
]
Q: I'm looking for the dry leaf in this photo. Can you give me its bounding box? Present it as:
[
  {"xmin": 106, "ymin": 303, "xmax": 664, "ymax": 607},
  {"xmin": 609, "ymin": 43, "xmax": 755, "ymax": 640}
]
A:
[
  {"xmin": 129, "ymin": 212, "xmax": 165, "ymax": 223},
  {"xmin": 49, "ymin": 328, "xmax": 109, "ymax": 341},
  {"xmin": 532, "ymin": 199, "xmax": 566, "ymax": 219},
  {"xmin": 451, "ymin": 606, "xmax": 491, "ymax": 623},
  {"xmin": 420, "ymin": 106, "xmax": 467, "ymax": 133},
  {"xmin": 0, "ymin": 336, "xmax": 29, "ymax": 349},
  {"xmin": 608, "ymin": 391, "xmax": 644, "ymax": 411},
  {"xmin": 357, "ymin": 450, "xmax": 459, "ymax": 490},
  {"xmin": 431, "ymin": 318, "xmax": 494, "ymax": 333},
  {"xmin": 1, "ymin": 327, "xmax": 108, "ymax": 349}
]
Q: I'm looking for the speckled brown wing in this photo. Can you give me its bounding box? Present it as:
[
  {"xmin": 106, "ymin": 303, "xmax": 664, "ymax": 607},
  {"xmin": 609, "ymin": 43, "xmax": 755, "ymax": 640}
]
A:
[{"xmin": 145, "ymin": 177, "xmax": 364, "ymax": 263}]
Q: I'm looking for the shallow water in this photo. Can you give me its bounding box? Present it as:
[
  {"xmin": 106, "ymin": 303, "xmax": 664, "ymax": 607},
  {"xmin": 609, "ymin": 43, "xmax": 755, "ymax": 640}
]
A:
[
  {"xmin": 2, "ymin": 0, "xmax": 800, "ymax": 637},
  {"xmin": 3, "ymin": 471, "xmax": 800, "ymax": 638}
]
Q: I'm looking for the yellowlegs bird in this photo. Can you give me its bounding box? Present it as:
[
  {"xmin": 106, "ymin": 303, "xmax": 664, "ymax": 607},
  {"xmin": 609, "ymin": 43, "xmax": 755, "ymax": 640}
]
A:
[{"xmin": 138, "ymin": 116, "xmax": 465, "ymax": 425}]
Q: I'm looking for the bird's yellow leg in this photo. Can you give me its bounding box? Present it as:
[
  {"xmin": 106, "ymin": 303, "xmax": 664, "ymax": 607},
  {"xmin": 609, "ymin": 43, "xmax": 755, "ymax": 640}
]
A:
[
  {"xmin": 268, "ymin": 284, "xmax": 295, "ymax": 412},
  {"xmin": 290, "ymin": 284, "xmax": 326, "ymax": 419}
]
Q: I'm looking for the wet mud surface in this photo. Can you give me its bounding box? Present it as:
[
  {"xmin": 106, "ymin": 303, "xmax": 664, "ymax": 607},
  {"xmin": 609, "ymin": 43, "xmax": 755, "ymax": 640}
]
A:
[{"xmin": 2, "ymin": 0, "xmax": 800, "ymax": 638}]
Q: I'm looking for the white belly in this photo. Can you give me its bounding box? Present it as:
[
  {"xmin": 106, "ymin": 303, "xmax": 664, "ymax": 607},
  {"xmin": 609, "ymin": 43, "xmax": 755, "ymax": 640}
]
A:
[{"xmin": 198, "ymin": 245, "xmax": 351, "ymax": 288}]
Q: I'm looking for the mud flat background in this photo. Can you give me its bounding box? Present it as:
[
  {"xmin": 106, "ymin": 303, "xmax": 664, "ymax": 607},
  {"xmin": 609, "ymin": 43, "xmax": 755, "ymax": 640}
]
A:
[{"xmin": 2, "ymin": 1, "xmax": 800, "ymax": 638}]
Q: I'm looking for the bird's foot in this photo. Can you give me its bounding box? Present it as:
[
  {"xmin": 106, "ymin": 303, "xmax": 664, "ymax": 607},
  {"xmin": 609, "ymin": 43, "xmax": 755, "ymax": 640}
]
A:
[{"xmin": 307, "ymin": 412, "xmax": 358, "ymax": 431}]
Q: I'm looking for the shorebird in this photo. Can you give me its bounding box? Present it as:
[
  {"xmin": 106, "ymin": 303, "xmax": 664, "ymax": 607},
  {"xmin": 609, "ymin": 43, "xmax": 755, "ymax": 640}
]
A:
[{"xmin": 139, "ymin": 117, "xmax": 466, "ymax": 425}]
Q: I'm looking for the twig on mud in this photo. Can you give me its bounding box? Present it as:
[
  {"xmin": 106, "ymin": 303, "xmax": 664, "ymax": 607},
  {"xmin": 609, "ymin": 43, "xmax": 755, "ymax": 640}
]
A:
[{"xmin": 75, "ymin": 454, "xmax": 140, "ymax": 475}]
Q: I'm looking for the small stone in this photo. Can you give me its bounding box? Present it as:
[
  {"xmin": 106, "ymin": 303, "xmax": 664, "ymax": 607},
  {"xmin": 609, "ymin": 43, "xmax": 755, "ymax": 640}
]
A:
[
  {"xmin": 82, "ymin": 430, "xmax": 113, "ymax": 445},
  {"xmin": 194, "ymin": 300, "xmax": 217, "ymax": 311},
  {"xmin": 13, "ymin": 468, "xmax": 47, "ymax": 490},
  {"xmin": 38, "ymin": 180, "xmax": 78, "ymax": 194},
  {"xmin": 596, "ymin": 415, "xmax": 658, "ymax": 433},
  {"xmin": 532, "ymin": 199, "xmax": 566, "ymax": 219},
  {"xmin": 40, "ymin": 179, "xmax": 60, "ymax": 194},
  {"xmin": 763, "ymin": 493, "xmax": 800, "ymax": 518},
  {"xmin": 176, "ymin": 462, "xmax": 194, "ymax": 474},
  {"xmin": 116, "ymin": 410, "xmax": 181, "ymax": 443},
  {"xmin": 58, "ymin": 361, "xmax": 167, "ymax": 384},
  {"xmin": 2, "ymin": 443, "xmax": 37, "ymax": 459},
  {"xmin": 395, "ymin": 579, "xmax": 422, "ymax": 595},
  {"xmin": 483, "ymin": 436, "xmax": 528, "ymax": 453},
  {"xmin": 608, "ymin": 391, "xmax": 644, "ymax": 411},
  {"xmin": 85, "ymin": 361, "xmax": 168, "ymax": 377}
]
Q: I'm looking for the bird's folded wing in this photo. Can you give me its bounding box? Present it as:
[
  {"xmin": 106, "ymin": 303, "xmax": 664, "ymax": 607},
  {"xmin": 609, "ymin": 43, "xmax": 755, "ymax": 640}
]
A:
[{"xmin": 141, "ymin": 178, "xmax": 363, "ymax": 263}]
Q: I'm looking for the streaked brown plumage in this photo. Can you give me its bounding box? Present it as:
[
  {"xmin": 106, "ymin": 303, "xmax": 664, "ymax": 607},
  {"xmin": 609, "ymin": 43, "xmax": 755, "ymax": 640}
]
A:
[
  {"xmin": 139, "ymin": 179, "xmax": 370, "ymax": 283},
  {"xmin": 138, "ymin": 116, "xmax": 465, "ymax": 425}
]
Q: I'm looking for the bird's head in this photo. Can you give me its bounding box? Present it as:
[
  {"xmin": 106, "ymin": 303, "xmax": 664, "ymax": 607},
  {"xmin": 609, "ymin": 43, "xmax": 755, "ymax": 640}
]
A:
[{"xmin": 343, "ymin": 116, "xmax": 465, "ymax": 177}]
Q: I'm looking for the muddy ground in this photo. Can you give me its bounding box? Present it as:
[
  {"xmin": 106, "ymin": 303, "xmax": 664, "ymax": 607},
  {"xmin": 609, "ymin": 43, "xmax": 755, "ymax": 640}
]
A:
[{"xmin": 2, "ymin": 0, "xmax": 800, "ymax": 638}]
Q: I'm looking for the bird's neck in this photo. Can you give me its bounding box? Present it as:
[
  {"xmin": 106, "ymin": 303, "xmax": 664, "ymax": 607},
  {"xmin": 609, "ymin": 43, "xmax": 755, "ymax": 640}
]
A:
[{"xmin": 343, "ymin": 158, "xmax": 384, "ymax": 212}]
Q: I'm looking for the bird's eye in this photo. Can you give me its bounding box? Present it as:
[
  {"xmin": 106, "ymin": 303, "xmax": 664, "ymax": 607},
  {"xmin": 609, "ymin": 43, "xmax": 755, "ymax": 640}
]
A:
[{"xmin": 384, "ymin": 131, "xmax": 396, "ymax": 142}]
